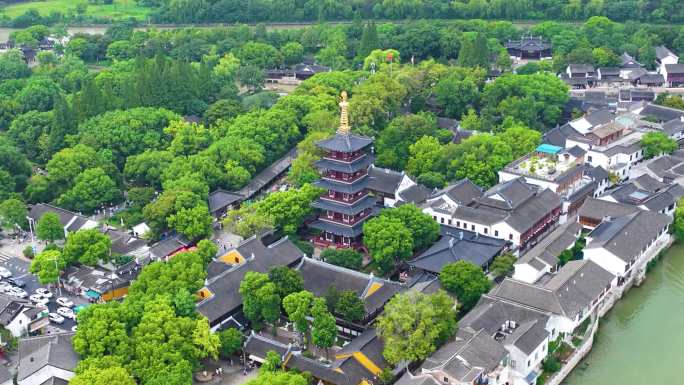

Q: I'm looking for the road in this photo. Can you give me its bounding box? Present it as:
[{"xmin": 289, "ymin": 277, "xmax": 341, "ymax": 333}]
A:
[{"xmin": 0, "ymin": 251, "xmax": 81, "ymax": 332}]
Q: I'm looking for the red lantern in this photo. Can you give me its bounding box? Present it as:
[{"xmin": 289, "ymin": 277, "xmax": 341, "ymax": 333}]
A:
[{"xmin": 386, "ymin": 51, "xmax": 394, "ymax": 62}]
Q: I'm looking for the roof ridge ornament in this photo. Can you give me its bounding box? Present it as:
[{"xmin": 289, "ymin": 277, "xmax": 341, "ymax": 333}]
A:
[{"xmin": 337, "ymin": 91, "xmax": 351, "ymax": 135}]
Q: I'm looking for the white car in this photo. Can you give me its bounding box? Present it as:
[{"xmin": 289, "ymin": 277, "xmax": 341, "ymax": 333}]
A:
[
  {"xmin": 48, "ymin": 313, "xmax": 65, "ymax": 324},
  {"xmin": 57, "ymin": 307, "xmax": 75, "ymax": 319},
  {"xmin": 0, "ymin": 267, "xmax": 11, "ymax": 278},
  {"xmin": 0, "ymin": 282, "xmax": 11, "ymax": 293},
  {"xmin": 7, "ymin": 287, "xmax": 27, "ymax": 298},
  {"xmin": 56, "ymin": 297, "xmax": 74, "ymax": 308},
  {"xmin": 34, "ymin": 288, "xmax": 53, "ymax": 298},
  {"xmin": 29, "ymin": 294, "xmax": 49, "ymax": 306}
]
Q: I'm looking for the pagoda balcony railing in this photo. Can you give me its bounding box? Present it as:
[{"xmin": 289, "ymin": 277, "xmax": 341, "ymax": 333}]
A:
[
  {"xmin": 321, "ymin": 192, "xmax": 369, "ymax": 205},
  {"xmin": 323, "ymin": 152, "xmax": 366, "ymax": 163},
  {"xmin": 321, "ymin": 210, "xmax": 372, "ymax": 226},
  {"xmin": 322, "ymin": 171, "xmax": 367, "ymax": 184}
]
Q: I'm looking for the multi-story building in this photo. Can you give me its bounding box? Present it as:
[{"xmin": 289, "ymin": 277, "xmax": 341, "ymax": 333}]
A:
[
  {"xmin": 499, "ymin": 144, "xmax": 597, "ymax": 222},
  {"xmin": 310, "ymin": 91, "xmax": 376, "ymax": 249}
]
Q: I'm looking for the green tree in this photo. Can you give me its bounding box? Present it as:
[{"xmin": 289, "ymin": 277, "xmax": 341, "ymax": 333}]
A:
[
  {"xmin": 62, "ymin": 229, "xmax": 112, "ymax": 266},
  {"xmin": 29, "ymin": 250, "xmax": 66, "ymax": 285},
  {"xmin": 218, "ymin": 328, "xmax": 244, "ymax": 358},
  {"xmin": 239, "ymin": 272, "xmax": 281, "ymax": 328},
  {"xmin": 0, "ymin": 199, "xmax": 27, "ymax": 231},
  {"xmin": 283, "ymin": 290, "xmax": 315, "ymax": 344},
  {"xmin": 36, "ymin": 212, "xmax": 63, "ymax": 242},
  {"xmin": 268, "ymin": 266, "xmax": 304, "ymax": 300},
  {"xmin": 320, "ymin": 248, "xmax": 363, "ymax": 270},
  {"xmin": 281, "ymin": 42, "xmax": 305, "ymax": 66},
  {"xmin": 446, "ymin": 133, "xmax": 513, "ymax": 189},
  {"xmin": 363, "ymin": 216, "xmax": 413, "ymax": 275},
  {"xmin": 498, "ymin": 125, "xmax": 542, "ymax": 158},
  {"xmin": 641, "ymin": 132, "xmax": 677, "ymax": 159},
  {"xmin": 406, "ymin": 136, "xmax": 446, "ymax": 179},
  {"xmin": 490, "ymin": 254, "xmax": 516, "ymax": 279},
  {"xmin": 70, "ymin": 366, "xmax": 136, "ymax": 385},
  {"xmin": 377, "ymin": 291, "xmax": 457, "ymax": 366},
  {"xmin": 335, "ymin": 290, "xmax": 365, "ymax": 323},
  {"xmin": 673, "ymin": 199, "xmax": 684, "ymax": 242},
  {"xmin": 382, "ymin": 204, "xmax": 440, "ymax": 251},
  {"xmin": 457, "ymin": 32, "xmax": 489, "ymax": 68},
  {"xmin": 311, "ymin": 297, "xmax": 337, "ymax": 357},
  {"xmin": 73, "ymin": 301, "xmax": 133, "ymax": 360},
  {"xmin": 167, "ymin": 204, "xmax": 213, "ymax": 241},
  {"xmin": 56, "ymin": 168, "xmax": 121, "ymax": 214},
  {"xmin": 439, "ymin": 261, "xmax": 492, "ymax": 312},
  {"xmin": 375, "ymin": 113, "xmax": 441, "ymax": 170}
]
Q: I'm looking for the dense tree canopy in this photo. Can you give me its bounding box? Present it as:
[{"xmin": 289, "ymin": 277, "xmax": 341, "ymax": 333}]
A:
[{"xmin": 439, "ymin": 261, "xmax": 492, "ymax": 312}]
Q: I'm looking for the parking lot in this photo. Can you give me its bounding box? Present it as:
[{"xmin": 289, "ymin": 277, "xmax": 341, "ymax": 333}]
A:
[{"xmin": 0, "ymin": 250, "xmax": 86, "ymax": 333}]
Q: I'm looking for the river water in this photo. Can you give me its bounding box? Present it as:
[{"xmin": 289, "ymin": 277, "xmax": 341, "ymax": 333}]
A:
[{"xmin": 563, "ymin": 243, "xmax": 684, "ymax": 384}]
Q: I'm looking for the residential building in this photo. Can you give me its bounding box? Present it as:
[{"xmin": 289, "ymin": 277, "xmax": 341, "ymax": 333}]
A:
[
  {"xmin": 196, "ymin": 235, "xmax": 304, "ymax": 330},
  {"xmin": 421, "ymin": 179, "xmax": 484, "ymax": 225},
  {"xmin": 310, "ymin": 92, "xmax": 376, "ymax": 249},
  {"xmin": 0, "ymin": 295, "xmax": 48, "ymax": 337},
  {"xmin": 265, "ymin": 62, "xmax": 331, "ymax": 85},
  {"xmin": 148, "ymin": 234, "xmax": 191, "ymax": 260},
  {"xmin": 237, "ymin": 148, "xmax": 297, "ymax": 201},
  {"xmin": 598, "ymin": 174, "xmax": 684, "ymax": 216},
  {"xmin": 635, "ymin": 73, "xmax": 664, "ymax": 88},
  {"xmin": 244, "ymin": 328, "xmax": 393, "ymax": 385},
  {"xmin": 562, "ymin": 64, "xmax": 596, "ymax": 88},
  {"xmin": 16, "ymin": 332, "xmax": 78, "ymax": 385},
  {"xmin": 576, "ymin": 197, "xmax": 640, "ymax": 229},
  {"xmin": 504, "ymin": 36, "xmax": 552, "ymax": 60},
  {"xmin": 295, "ymin": 257, "xmax": 402, "ymax": 337},
  {"xmin": 583, "ymin": 210, "xmax": 671, "ymax": 282},
  {"xmin": 491, "ymin": 259, "xmax": 616, "ymax": 336},
  {"xmin": 207, "ymin": 189, "xmax": 243, "ymax": 218},
  {"xmin": 596, "ymin": 67, "xmax": 621, "ymax": 86},
  {"xmin": 499, "ymin": 143, "xmax": 597, "ymax": 221},
  {"xmin": 426, "ymin": 178, "xmax": 561, "ymax": 252},
  {"xmin": 27, "ymin": 203, "xmax": 98, "ymax": 239},
  {"xmin": 408, "ymin": 227, "xmax": 507, "ymax": 274},
  {"xmin": 619, "ymin": 52, "xmax": 644, "ymax": 80},
  {"xmin": 663, "ymin": 64, "xmax": 684, "ymax": 87},
  {"xmin": 62, "ymin": 261, "xmax": 144, "ymax": 302},
  {"xmin": 634, "ymin": 103, "xmax": 684, "ymax": 123},
  {"xmin": 513, "ymin": 222, "xmax": 582, "ymax": 284},
  {"xmin": 367, "ymin": 166, "xmax": 431, "ymax": 208},
  {"xmin": 645, "ymin": 150, "xmax": 684, "ymax": 184},
  {"xmin": 655, "ymin": 46, "xmax": 679, "ymax": 74}
]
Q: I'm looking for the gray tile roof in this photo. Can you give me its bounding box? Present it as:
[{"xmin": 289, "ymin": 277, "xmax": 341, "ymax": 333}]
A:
[
  {"xmin": 395, "ymin": 373, "xmax": 440, "ymax": 385},
  {"xmin": 398, "ymin": 184, "xmax": 432, "ymax": 205},
  {"xmin": 40, "ymin": 377, "xmax": 69, "ymax": 385},
  {"xmin": 197, "ymin": 236, "xmax": 304, "ymax": 324},
  {"xmin": 367, "ymin": 166, "xmax": 404, "ymax": 195},
  {"xmin": 543, "ymin": 259, "xmax": 614, "ymax": 317},
  {"xmin": 620, "ymin": 52, "xmax": 643, "ymax": 68},
  {"xmin": 207, "ymin": 189, "xmax": 243, "ymax": 214},
  {"xmin": 665, "ymin": 64, "xmax": 684, "ymax": 74},
  {"xmin": 308, "ymin": 219, "xmax": 365, "ymax": 238},
  {"xmin": 489, "ymin": 279, "xmax": 565, "ymax": 315},
  {"xmin": 662, "ymin": 118, "xmax": 684, "ymax": 136},
  {"xmin": 409, "ymin": 230, "xmax": 506, "ymax": 273},
  {"xmin": 586, "ymin": 210, "xmax": 671, "ymax": 261},
  {"xmin": 578, "ymin": 198, "xmax": 640, "ymax": 222},
  {"xmin": 149, "ymin": 234, "xmax": 189, "ymax": 260},
  {"xmin": 296, "ymin": 258, "xmax": 401, "ymax": 317},
  {"xmin": 315, "ymin": 155, "xmax": 373, "ymax": 174},
  {"xmin": 237, "ymin": 148, "xmax": 297, "ymax": 200},
  {"xmin": 431, "ymin": 179, "xmax": 483, "ymax": 205},
  {"xmin": 316, "ymin": 133, "xmax": 373, "ymax": 153},
  {"xmin": 518, "ymin": 222, "xmax": 581, "ymax": 268},
  {"xmin": 638, "ymin": 104, "xmax": 684, "ymax": 123},
  {"xmin": 656, "ymin": 46, "xmax": 677, "ymax": 60},
  {"xmin": 17, "ymin": 333, "xmax": 77, "ymax": 381},
  {"xmin": 568, "ymin": 64, "xmax": 595, "ymax": 74}
]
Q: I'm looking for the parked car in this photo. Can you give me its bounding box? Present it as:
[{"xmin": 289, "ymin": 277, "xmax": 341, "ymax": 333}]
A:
[
  {"xmin": 48, "ymin": 313, "xmax": 65, "ymax": 324},
  {"xmin": 6, "ymin": 277, "xmax": 25, "ymax": 287},
  {"xmin": 29, "ymin": 294, "xmax": 49, "ymax": 306},
  {"xmin": 0, "ymin": 282, "xmax": 12, "ymax": 293},
  {"xmin": 34, "ymin": 288, "xmax": 53, "ymax": 298},
  {"xmin": 0, "ymin": 267, "xmax": 12, "ymax": 278},
  {"xmin": 56, "ymin": 297, "xmax": 74, "ymax": 308},
  {"xmin": 7, "ymin": 287, "xmax": 27, "ymax": 298},
  {"xmin": 56, "ymin": 307, "xmax": 75, "ymax": 319}
]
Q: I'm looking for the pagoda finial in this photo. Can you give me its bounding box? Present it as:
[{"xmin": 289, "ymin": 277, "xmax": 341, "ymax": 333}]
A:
[{"xmin": 338, "ymin": 90, "xmax": 350, "ymax": 135}]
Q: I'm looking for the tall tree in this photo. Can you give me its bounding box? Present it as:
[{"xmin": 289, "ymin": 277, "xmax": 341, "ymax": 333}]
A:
[
  {"xmin": 439, "ymin": 261, "xmax": 492, "ymax": 312},
  {"xmin": 377, "ymin": 291, "xmax": 457, "ymax": 366},
  {"xmin": 36, "ymin": 212, "xmax": 63, "ymax": 242}
]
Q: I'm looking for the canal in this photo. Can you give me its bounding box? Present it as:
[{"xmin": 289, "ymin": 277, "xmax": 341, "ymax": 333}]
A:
[{"xmin": 563, "ymin": 243, "xmax": 684, "ymax": 384}]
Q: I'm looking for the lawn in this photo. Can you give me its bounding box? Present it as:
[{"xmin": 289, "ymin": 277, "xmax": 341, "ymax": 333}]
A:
[{"xmin": 1, "ymin": 0, "xmax": 152, "ymax": 20}]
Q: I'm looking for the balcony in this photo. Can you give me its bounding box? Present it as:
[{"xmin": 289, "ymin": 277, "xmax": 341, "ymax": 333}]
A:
[
  {"xmin": 324, "ymin": 151, "xmax": 366, "ymax": 163},
  {"xmin": 323, "ymin": 170, "xmax": 367, "ymax": 184},
  {"xmin": 321, "ymin": 191, "xmax": 369, "ymax": 204},
  {"xmin": 321, "ymin": 209, "xmax": 372, "ymax": 226}
]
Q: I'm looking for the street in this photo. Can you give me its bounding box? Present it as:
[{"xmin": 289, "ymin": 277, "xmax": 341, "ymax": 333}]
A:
[{"xmin": 0, "ymin": 249, "xmax": 83, "ymax": 333}]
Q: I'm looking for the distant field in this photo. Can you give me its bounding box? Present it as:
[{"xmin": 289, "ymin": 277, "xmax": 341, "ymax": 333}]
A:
[{"xmin": 0, "ymin": 0, "xmax": 151, "ymax": 20}]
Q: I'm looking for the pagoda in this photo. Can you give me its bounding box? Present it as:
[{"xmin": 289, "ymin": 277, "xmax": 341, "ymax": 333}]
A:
[{"xmin": 310, "ymin": 91, "xmax": 376, "ymax": 249}]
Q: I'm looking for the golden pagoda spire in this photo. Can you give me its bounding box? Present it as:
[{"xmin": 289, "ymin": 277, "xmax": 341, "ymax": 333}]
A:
[{"xmin": 337, "ymin": 91, "xmax": 350, "ymax": 135}]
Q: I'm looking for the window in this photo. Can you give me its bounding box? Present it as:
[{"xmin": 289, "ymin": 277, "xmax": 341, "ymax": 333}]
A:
[
  {"xmin": 484, "ymin": 228, "xmax": 488, "ymax": 234},
  {"xmin": 509, "ymin": 234, "xmax": 513, "ymax": 240},
  {"xmin": 441, "ymin": 217, "xmax": 445, "ymax": 224},
  {"xmin": 443, "ymin": 377, "xmax": 449, "ymax": 383},
  {"xmin": 511, "ymin": 360, "xmax": 516, "ymax": 369},
  {"xmin": 495, "ymin": 230, "xmax": 499, "ymax": 237},
  {"xmin": 448, "ymin": 219, "xmax": 452, "ymax": 225},
  {"xmin": 527, "ymin": 360, "xmax": 531, "ymax": 367},
  {"xmin": 587, "ymin": 155, "xmax": 593, "ymax": 162},
  {"xmin": 456, "ymin": 221, "xmax": 460, "ymax": 227},
  {"xmin": 471, "ymin": 224, "xmax": 475, "ymax": 231}
]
